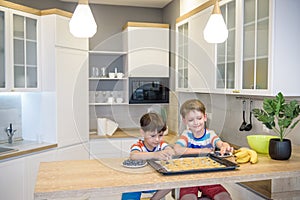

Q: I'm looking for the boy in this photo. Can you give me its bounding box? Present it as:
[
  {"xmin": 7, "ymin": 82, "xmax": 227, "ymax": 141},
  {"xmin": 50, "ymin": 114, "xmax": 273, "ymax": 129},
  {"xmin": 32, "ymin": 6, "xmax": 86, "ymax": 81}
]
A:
[
  {"xmin": 174, "ymin": 99, "xmax": 233, "ymax": 200},
  {"xmin": 122, "ymin": 112, "xmax": 174, "ymax": 200}
]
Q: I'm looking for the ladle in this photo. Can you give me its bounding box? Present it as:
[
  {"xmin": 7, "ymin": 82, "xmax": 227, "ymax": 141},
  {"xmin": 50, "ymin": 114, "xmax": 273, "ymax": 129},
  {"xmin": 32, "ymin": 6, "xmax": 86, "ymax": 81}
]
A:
[
  {"xmin": 244, "ymin": 100, "xmax": 253, "ymax": 131},
  {"xmin": 239, "ymin": 100, "xmax": 247, "ymax": 131}
]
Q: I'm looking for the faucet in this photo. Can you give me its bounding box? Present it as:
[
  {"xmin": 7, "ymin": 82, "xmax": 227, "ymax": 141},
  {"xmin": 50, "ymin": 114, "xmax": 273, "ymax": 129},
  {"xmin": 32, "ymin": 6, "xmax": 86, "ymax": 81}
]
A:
[{"xmin": 6, "ymin": 123, "xmax": 17, "ymax": 144}]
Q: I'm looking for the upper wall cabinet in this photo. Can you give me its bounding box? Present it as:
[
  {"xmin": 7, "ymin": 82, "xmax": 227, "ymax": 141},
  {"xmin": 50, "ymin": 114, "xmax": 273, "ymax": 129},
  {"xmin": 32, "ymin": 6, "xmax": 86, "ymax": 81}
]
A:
[
  {"xmin": 0, "ymin": 6, "xmax": 40, "ymax": 92},
  {"xmin": 177, "ymin": 0, "xmax": 300, "ymax": 96},
  {"xmin": 123, "ymin": 22, "xmax": 170, "ymax": 77},
  {"xmin": 0, "ymin": 8, "xmax": 7, "ymax": 91},
  {"xmin": 234, "ymin": 0, "xmax": 299, "ymax": 96},
  {"xmin": 11, "ymin": 10, "xmax": 39, "ymax": 91},
  {"xmin": 41, "ymin": 13, "xmax": 88, "ymax": 50},
  {"xmin": 176, "ymin": 8, "xmax": 215, "ymax": 93},
  {"xmin": 215, "ymin": 0, "xmax": 237, "ymax": 91}
]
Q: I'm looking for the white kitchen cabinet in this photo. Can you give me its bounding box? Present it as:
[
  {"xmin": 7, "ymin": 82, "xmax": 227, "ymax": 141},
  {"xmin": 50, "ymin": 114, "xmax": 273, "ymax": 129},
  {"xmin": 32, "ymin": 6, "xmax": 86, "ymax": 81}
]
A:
[
  {"xmin": 249, "ymin": 0, "xmax": 300, "ymax": 96},
  {"xmin": 220, "ymin": 0, "xmax": 300, "ymax": 96},
  {"xmin": 40, "ymin": 13, "xmax": 89, "ymax": 148},
  {"xmin": 56, "ymin": 142, "xmax": 89, "ymax": 161},
  {"xmin": 51, "ymin": 14, "xmax": 88, "ymax": 50},
  {"xmin": 90, "ymin": 138, "xmax": 137, "ymax": 159},
  {"xmin": 0, "ymin": 158, "xmax": 25, "ymax": 200},
  {"xmin": 123, "ymin": 22, "xmax": 169, "ymax": 78},
  {"xmin": 176, "ymin": 22, "xmax": 188, "ymax": 91},
  {"xmin": 121, "ymin": 138, "xmax": 139, "ymax": 157},
  {"xmin": 0, "ymin": 148, "xmax": 56, "ymax": 200},
  {"xmin": 56, "ymin": 47, "xmax": 89, "ymax": 147},
  {"xmin": 0, "ymin": 6, "xmax": 40, "ymax": 92},
  {"xmin": 215, "ymin": 0, "xmax": 237, "ymax": 92},
  {"xmin": 177, "ymin": 0, "xmax": 300, "ymax": 96},
  {"xmin": 176, "ymin": 9, "xmax": 215, "ymax": 93},
  {"xmin": 11, "ymin": 10, "xmax": 40, "ymax": 91},
  {"xmin": 0, "ymin": 145, "xmax": 88, "ymax": 200},
  {"xmin": 0, "ymin": 8, "xmax": 7, "ymax": 91}
]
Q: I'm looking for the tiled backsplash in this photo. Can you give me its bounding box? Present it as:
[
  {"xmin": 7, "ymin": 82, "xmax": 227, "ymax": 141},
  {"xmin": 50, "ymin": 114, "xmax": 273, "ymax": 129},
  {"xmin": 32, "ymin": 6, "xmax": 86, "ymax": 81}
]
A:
[{"xmin": 0, "ymin": 94, "xmax": 22, "ymax": 142}]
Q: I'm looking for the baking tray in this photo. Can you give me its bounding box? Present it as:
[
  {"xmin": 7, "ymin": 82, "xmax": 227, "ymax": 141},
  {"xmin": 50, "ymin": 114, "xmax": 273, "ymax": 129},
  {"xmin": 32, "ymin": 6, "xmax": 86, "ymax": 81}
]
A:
[{"xmin": 147, "ymin": 154, "xmax": 238, "ymax": 175}]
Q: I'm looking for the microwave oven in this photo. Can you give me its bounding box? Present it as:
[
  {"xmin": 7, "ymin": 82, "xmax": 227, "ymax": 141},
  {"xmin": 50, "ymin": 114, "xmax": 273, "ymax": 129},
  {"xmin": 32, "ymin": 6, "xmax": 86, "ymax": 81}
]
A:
[{"xmin": 129, "ymin": 78, "xmax": 169, "ymax": 104}]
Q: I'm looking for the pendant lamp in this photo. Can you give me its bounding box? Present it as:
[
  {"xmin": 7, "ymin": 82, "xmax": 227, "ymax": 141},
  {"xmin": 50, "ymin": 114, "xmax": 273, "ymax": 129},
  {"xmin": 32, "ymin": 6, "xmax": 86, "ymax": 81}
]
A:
[
  {"xmin": 69, "ymin": 0, "xmax": 97, "ymax": 38},
  {"xmin": 203, "ymin": 0, "xmax": 228, "ymax": 43}
]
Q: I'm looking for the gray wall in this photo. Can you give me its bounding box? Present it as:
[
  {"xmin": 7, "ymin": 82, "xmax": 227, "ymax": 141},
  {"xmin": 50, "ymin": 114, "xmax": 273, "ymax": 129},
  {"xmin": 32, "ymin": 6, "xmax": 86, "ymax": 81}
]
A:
[
  {"xmin": 7, "ymin": 0, "xmax": 76, "ymax": 12},
  {"xmin": 90, "ymin": 4, "xmax": 163, "ymax": 49}
]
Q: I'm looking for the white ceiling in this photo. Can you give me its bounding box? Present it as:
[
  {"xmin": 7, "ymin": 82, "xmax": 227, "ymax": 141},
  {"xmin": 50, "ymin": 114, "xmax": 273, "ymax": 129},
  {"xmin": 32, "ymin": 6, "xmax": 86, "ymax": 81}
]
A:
[{"xmin": 60, "ymin": 0, "xmax": 173, "ymax": 8}]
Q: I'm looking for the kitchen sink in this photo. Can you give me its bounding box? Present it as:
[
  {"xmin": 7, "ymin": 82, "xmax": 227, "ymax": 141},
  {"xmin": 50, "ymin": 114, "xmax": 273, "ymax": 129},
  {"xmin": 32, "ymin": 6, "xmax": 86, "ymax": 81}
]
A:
[{"xmin": 0, "ymin": 146, "xmax": 18, "ymax": 155}]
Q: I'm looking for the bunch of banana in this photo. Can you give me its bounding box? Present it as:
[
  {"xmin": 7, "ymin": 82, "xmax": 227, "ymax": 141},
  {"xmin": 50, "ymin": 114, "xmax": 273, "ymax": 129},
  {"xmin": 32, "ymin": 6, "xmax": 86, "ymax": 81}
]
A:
[{"xmin": 233, "ymin": 147, "xmax": 258, "ymax": 164}]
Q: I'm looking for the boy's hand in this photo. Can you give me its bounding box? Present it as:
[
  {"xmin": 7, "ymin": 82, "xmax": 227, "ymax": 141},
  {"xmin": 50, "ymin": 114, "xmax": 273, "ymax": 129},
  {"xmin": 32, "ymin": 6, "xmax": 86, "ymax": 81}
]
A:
[
  {"xmin": 155, "ymin": 149, "xmax": 175, "ymax": 161},
  {"xmin": 219, "ymin": 142, "xmax": 233, "ymax": 155},
  {"xmin": 201, "ymin": 148, "xmax": 214, "ymax": 154}
]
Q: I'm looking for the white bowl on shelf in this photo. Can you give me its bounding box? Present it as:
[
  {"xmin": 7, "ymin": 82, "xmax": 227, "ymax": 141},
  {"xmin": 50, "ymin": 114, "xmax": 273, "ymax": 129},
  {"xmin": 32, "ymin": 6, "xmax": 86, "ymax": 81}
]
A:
[
  {"xmin": 117, "ymin": 73, "xmax": 124, "ymax": 78},
  {"xmin": 116, "ymin": 98, "xmax": 123, "ymax": 103},
  {"xmin": 108, "ymin": 73, "xmax": 115, "ymax": 78}
]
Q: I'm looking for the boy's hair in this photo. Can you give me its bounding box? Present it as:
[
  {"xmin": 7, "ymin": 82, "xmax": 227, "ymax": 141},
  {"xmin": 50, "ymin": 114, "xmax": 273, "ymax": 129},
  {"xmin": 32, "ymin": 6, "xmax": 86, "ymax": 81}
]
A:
[
  {"xmin": 180, "ymin": 99, "xmax": 206, "ymax": 118},
  {"xmin": 140, "ymin": 112, "xmax": 167, "ymax": 133}
]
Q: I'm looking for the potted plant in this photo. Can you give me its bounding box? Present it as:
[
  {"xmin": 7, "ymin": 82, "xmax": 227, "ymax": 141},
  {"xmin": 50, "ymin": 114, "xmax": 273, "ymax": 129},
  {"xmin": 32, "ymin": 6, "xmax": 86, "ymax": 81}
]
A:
[{"xmin": 252, "ymin": 92, "xmax": 300, "ymax": 160}]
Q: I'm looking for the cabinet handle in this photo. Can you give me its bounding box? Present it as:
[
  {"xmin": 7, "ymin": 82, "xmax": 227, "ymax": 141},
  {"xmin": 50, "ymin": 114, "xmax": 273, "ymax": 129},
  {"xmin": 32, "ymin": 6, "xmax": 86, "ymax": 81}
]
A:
[{"xmin": 232, "ymin": 90, "xmax": 240, "ymax": 93}]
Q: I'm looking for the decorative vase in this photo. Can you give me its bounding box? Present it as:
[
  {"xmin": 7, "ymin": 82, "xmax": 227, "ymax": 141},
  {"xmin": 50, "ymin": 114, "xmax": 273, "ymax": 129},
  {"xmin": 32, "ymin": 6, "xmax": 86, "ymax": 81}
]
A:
[{"xmin": 269, "ymin": 138, "xmax": 292, "ymax": 160}]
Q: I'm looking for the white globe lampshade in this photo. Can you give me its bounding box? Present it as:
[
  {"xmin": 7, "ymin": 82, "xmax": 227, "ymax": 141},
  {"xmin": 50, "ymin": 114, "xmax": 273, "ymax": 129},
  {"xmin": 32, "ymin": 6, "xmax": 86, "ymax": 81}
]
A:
[
  {"xmin": 203, "ymin": 13, "xmax": 228, "ymax": 43},
  {"xmin": 203, "ymin": 0, "xmax": 228, "ymax": 44},
  {"xmin": 69, "ymin": 4, "xmax": 97, "ymax": 38}
]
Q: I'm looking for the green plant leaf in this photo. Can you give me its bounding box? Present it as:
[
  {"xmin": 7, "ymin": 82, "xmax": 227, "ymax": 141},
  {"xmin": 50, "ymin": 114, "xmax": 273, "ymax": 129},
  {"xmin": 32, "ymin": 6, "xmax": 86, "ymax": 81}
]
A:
[
  {"xmin": 252, "ymin": 92, "xmax": 300, "ymax": 140},
  {"xmin": 291, "ymin": 119, "xmax": 300, "ymax": 129},
  {"xmin": 275, "ymin": 92, "xmax": 285, "ymax": 116}
]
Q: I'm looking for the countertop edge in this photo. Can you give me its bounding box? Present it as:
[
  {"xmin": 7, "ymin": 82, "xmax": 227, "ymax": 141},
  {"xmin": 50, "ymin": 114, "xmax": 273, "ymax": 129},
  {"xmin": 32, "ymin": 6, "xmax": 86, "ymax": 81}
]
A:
[{"xmin": 0, "ymin": 143, "xmax": 58, "ymax": 161}]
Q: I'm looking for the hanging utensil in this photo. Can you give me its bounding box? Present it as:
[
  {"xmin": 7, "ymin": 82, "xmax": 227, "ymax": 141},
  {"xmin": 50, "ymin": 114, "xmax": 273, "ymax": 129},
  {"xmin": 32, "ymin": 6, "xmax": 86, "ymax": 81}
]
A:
[
  {"xmin": 245, "ymin": 100, "xmax": 253, "ymax": 131},
  {"xmin": 239, "ymin": 100, "xmax": 247, "ymax": 131}
]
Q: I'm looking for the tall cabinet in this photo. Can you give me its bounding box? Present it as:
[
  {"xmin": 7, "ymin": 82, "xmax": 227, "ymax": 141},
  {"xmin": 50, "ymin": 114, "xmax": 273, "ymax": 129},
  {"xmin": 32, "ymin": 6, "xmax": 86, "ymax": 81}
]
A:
[{"xmin": 40, "ymin": 11, "xmax": 89, "ymax": 153}]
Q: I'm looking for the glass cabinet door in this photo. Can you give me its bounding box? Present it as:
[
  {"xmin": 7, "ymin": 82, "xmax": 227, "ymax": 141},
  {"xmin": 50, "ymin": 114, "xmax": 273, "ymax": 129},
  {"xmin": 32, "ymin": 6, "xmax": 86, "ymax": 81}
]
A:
[
  {"xmin": 216, "ymin": 1, "xmax": 236, "ymax": 90},
  {"xmin": 242, "ymin": 0, "xmax": 269, "ymax": 90},
  {"xmin": 0, "ymin": 10, "xmax": 5, "ymax": 89},
  {"xmin": 177, "ymin": 22, "xmax": 188, "ymax": 89},
  {"xmin": 13, "ymin": 14, "xmax": 37, "ymax": 89}
]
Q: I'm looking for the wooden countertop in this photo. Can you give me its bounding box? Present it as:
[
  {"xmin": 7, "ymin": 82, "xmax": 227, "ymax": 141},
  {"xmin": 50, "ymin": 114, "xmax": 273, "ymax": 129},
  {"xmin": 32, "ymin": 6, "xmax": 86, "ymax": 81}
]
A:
[
  {"xmin": 89, "ymin": 128, "xmax": 178, "ymax": 145},
  {"xmin": 0, "ymin": 140, "xmax": 57, "ymax": 161},
  {"xmin": 34, "ymin": 146, "xmax": 300, "ymax": 200}
]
